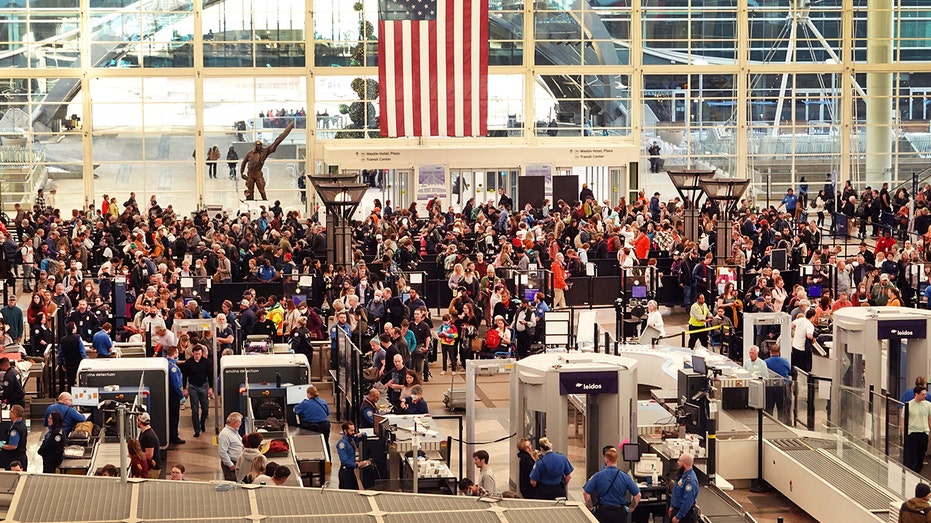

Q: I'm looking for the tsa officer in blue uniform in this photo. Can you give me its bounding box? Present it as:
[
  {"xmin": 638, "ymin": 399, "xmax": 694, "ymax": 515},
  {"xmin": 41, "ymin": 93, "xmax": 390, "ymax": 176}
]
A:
[
  {"xmin": 294, "ymin": 385, "xmax": 332, "ymax": 457},
  {"xmin": 336, "ymin": 421, "xmax": 367, "ymax": 489},
  {"xmin": 166, "ymin": 346, "xmax": 185, "ymax": 445},
  {"xmin": 583, "ymin": 448, "xmax": 641, "ymax": 522},
  {"xmin": 529, "ymin": 437, "xmax": 574, "ymax": 499},
  {"xmin": 0, "ymin": 405, "xmax": 28, "ymax": 470},
  {"xmin": 668, "ymin": 452, "xmax": 700, "ymax": 523}
]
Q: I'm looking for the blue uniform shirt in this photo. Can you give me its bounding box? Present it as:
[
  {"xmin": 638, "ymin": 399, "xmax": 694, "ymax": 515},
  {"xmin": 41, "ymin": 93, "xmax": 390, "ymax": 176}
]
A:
[
  {"xmin": 765, "ymin": 356, "xmax": 791, "ymax": 379},
  {"xmin": 360, "ymin": 399, "xmax": 377, "ymax": 428},
  {"xmin": 337, "ymin": 432, "xmax": 365, "ymax": 468},
  {"xmin": 44, "ymin": 403, "xmax": 87, "ymax": 433},
  {"xmin": 530, "ymin": 451, "xmax": 573, "ymax": 486},
  {"xmin": 583, "ymin": 466, "xmax": 640, "ymax": 507},
  {"xmin": 168, "ymin": 358, "xmax": 184, "ymax": 396},
  {"xmin": 670, "ymin": 467, "xmax": 699, "ymax": 520},
  {"xmin": 7, "ymin": 419, "xmax": 25, "ymax": 447},
  {"xmin": 92, "ymin": 330, "xmax": 114, "ymax": 357},
  {"xmin": 330, "ymin": 322, "xmax": 352, "ymax": 352},
  {"xmin": 294, "ymin": 397, "xmax": 330, "ymax": 424}
]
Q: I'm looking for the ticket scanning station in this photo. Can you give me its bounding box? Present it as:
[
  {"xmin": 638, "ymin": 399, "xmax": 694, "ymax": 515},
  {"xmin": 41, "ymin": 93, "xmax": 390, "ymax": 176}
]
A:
[
  {"xmin": 742, "ymin": 312, "xmax": 792, "ymax": 364},
  {"xmin": 76, "ymin": 358, "xmax": 170, "ymax": 449},
  {"xmin": 509, "ymin": 352, "xmax": 638, "ymax": 482},
  {"xmin": 830, "ymin": 307, "xmax": 931, "ymax": 434},
  {"xmin": 220, "ymin": 354, "xmax": 310, "ymax": 430}
]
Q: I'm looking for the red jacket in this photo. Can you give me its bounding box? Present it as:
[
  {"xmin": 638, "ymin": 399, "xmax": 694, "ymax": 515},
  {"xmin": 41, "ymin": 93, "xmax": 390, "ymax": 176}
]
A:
[{"xmin": 551, "ymin": 261, "xmax": 567, "ymax": 290}]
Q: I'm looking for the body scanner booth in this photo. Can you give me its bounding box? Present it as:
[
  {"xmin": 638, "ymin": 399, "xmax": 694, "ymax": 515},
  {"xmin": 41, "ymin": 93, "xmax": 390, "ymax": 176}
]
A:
[
  {"xmin": 831, "ymin": 307, "xmax": 931, "ymax": 438},
  {"xmin": 510, "ymin": 352, "xmax": 638, "ymax": 483}
]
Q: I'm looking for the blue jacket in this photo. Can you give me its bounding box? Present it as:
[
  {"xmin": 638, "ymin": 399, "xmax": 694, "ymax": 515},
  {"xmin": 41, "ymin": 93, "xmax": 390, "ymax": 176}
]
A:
[
  {"xmin": 337, "ymin": 432, "xmax": 366, "ymax": 468},
  {"xmin": 670, "ymin": 468, "xmax": 699, "ymax": 520},
  {"xmin": 167, "ymin": 358, "xmax": 183, "ymax": 396},
  {"xmin": 294, "ymin": 397, "xmax": 330, "ymax": 424},
  {"xmin": 92, "ymin": 330, "xmax": 113, "ymax": 358},
  {"xmin": 530, "ymin": 451, "xmax": 573, "ymax": 486},
  {"xmin": 44, "ymin": 403, "xmax": 87, "ymax": 433}
]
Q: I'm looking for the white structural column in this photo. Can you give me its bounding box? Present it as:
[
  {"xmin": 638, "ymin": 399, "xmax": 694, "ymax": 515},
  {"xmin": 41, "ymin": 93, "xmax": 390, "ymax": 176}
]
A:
[
  {"xmin": 735, "ymin": 0, "xmax": 749, "ymax": 180},
  {"xmin": 305, "ymin": 1, "xmax": 315, "ymax": 217},
  {"xmin": 80, "ymin": 0, "xmax": 93, "ymax": 209},
  {"xmin": 865, "ymin": 0, "xmax": 894, "ymax": 184},
  {"xmin": 630, "ymin": 0, "xmax": 643, "ymax": 180},
  {"xmin": 839, "ymin": 2, "xmax": 855, "ymax": 185},
  {"xmin": 193, "ymin": 1, "xmax": 205, "ymax": 209}
]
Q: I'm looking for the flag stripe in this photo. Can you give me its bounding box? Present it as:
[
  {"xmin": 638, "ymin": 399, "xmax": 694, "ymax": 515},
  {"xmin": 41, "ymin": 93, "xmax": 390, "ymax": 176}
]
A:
[
  {"xmin": 428, "ymin": 20, "xmax": 439, "ymax": 136},
  {"xmin": 472, "ymin": 0, "xmax": 488, "ymax": 136},
  {"xmin": 461, "ymin": 0, "xmax": 472, "ymax": 137},
  {"xmin": 379, "ymin": 0, "xmax": 488, "ymax": 138},
  {"xmin": 418, "ymin": 25, "xmax": 430, "ymax": 137},
  {"xmin": 394, "ymin": 22, "xmax": 407, "ymax": 137},
  {"xmin": 378, "ymin": 19, "xmax": 389, "ymax": 137}
]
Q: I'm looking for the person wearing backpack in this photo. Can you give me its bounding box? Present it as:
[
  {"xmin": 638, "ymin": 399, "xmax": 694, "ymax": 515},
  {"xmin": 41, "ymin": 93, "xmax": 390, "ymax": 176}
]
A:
[{"xmin": 899, "ymin": 482, "xmax": 931, "ymax": 523}]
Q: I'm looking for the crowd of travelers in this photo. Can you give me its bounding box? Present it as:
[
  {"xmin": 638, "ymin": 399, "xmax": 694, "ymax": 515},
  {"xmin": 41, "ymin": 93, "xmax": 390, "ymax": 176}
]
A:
[{"xmin": 0, "ymin": 173, "xmax": 925, "ymax": 485}]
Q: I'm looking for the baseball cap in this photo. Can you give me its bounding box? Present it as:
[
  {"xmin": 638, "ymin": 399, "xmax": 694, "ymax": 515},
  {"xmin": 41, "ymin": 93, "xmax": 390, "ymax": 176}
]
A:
[
  {"xmin": 241, "ymin": 299, "xmax": 250, "ymax": 307},
  {"xmin": 138, "ymin": 412, "xmax": 151, "ymax": 425}
]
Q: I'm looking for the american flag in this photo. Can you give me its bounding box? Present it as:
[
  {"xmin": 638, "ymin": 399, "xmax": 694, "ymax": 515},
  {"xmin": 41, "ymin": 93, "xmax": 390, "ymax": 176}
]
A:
[{"xmin": 378, "ymin": 0, "xmax": 488, "ymax": 138}]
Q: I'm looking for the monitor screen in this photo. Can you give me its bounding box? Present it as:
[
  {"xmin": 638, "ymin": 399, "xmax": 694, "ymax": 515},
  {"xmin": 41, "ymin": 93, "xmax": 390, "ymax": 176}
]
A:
[
  {"xmin": 631, "ymin": 285, "xmax": 648, "ymax": 299},
  {"xmin": 807, "ymin": 285, "xmax": 823, "ymax": 298},
  {"xmin": 692, "ymin": 355, "xmax": 707, "ymax": 375},
  {"xmin": 524, "ymin": 288, "xmax": 539, "ymax": 302},
  {"xmin": 402, "ymin": 293, "xmax": 411, "ymax": 303},
  {"xmin": 622, "ymin": 442, "xmax": 640, "ymax": 462},
  {"xmin": 373, "ymin": 414, "xmax": 389, "ymax": 437}
]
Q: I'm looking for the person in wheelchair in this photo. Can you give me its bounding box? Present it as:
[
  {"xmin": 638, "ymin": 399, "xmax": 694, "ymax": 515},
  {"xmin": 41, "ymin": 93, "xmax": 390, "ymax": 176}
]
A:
[{"xmin": 480, "ymin": 315, "xmax": 512, "ymax": 359}]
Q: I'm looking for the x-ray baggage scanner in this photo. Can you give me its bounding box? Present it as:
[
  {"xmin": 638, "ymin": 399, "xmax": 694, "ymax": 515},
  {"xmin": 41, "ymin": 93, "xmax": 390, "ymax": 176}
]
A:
[
  {"xmin": 76, "ymin": 358, "xmax": 170, "ymax": 449},
  {"xmin": 220, "ymin": 354, "xmax": 310, "ymax": 424},
  {"xmin": 510, "ymin": 352, "xmax": 638, "ymax": 482}
]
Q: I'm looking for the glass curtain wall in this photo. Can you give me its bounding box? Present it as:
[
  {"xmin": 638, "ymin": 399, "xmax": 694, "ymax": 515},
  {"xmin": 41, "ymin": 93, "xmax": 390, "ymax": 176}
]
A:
[{"xmin": 1, "ymin": 1, "xmax": 931, "ymax": 213}]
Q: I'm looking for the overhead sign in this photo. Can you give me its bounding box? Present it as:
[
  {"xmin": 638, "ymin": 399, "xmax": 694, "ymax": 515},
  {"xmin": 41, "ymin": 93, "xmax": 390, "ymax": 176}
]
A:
[
  {"xmin": 558, "ymin": 371, "xmax": 618, "ymax": 395},
  {"xmin": 878, "ymin": 319, "xmax": 927, "ymax": 340}
]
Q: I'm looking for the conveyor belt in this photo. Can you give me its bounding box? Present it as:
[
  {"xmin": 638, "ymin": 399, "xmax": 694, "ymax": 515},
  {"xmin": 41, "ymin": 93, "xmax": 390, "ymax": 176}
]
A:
[{"xmin": 770, "ymin": 437, "xmax": 895, "ymax": 517}]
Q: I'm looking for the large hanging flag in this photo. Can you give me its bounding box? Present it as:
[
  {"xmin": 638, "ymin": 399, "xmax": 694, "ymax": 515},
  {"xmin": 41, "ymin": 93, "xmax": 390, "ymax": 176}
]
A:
[{"xmin": 378, "ymin": 0, "xmax": 488, "ymax": 138}]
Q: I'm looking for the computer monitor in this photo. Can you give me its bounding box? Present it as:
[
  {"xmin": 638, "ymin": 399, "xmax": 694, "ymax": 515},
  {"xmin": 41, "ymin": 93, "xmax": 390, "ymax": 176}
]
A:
[
  {"xmin": 807, "ymin": 285, "xmax": 823, "ymax": 298},
  {"xmin": 631, "ymin": 285, "xmax": 648, "ymax": 299},
  {"xmin": 373, "ymin": 414, "xmax": 390, "ymax": 438},
  {"xmin": 524, "ymin": 288, "xmax": 539, "ymax": 302},
  {"xmin": 692, "ymin": 355, "xmax": 707, "ymax": 376},
  {"xmin": 622, "ymin": 442, "xmax": 640, "ymax": 463}
]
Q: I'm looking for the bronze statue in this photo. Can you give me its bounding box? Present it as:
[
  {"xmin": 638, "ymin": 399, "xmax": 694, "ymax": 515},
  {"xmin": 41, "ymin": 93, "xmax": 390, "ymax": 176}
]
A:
[{"xmin": 240, "ymin": 121, "xmax": 294, "ymax": 200}]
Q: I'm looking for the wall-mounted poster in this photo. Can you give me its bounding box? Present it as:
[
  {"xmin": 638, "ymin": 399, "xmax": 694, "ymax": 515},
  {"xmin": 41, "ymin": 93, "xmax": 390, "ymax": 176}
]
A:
[{"xmin": 417, "ymin": 164, "xmax": 447, "ymax": 203}]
